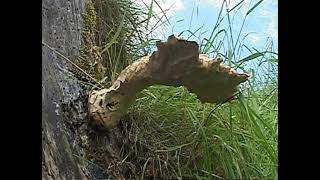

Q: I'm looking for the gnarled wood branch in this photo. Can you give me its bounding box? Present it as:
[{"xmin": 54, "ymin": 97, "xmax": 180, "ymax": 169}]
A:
[{"xmin": 88, "ymin": 35, "xmax": 250, "ymax": 129}]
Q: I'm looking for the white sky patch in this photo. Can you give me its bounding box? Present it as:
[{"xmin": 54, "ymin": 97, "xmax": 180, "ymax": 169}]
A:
[
  {"xmin": 199, "ymin": 0, "xmax": 251, "ymax": 17},
  {"xmin": 258, "ymin": 0, "xmax": 278, "ymax": 42},
  {"xmin": 246, "ymin": 33, "xmax": 262, "ymax": 46},
  {"xmin": 260, "ymin": 0, "xmax": 278, "ymax": 9},
  {"xmin": 266, "ymin": 16, "xmax": 277, "ymax": 41},
  {"xmin": 200, "ymin": 0, "xmax": 236, "ymax": 9},
  {"xmin": 136, "ymin": 0, "xmax": 185, "ymax": 16},
  {"xmin": 134, "ymin": 0, "xmax": 185, "ymax": 39}
]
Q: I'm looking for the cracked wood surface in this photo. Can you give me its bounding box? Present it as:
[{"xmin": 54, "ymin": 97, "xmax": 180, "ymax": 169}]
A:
[{"xmin": 88, "ymin": 35, "xmax": 250, "ymax": 129}]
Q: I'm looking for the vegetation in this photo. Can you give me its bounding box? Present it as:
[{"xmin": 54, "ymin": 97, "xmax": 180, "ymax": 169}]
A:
[
  {"xmin": 75, "ymin": 0, "xmax": 155, "ymax": 88},
  {"xmin": 75, "ymin": 0, "xmax": 278, "ymax": 179}
]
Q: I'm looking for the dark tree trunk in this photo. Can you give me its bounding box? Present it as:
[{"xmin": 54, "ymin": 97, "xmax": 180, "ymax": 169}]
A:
[
  {"xmin": 42, "ymin": 0, "xmax": 131, "ymax": 178},
  {"xmin": 42, "ymin": 0, "xmax": 108, "ymax": 179}
]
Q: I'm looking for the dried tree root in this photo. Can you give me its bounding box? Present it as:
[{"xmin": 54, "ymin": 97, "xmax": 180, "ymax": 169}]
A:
[{"xmin": 88, "ymin": 35, "xmax": 250, "ymax": 129}]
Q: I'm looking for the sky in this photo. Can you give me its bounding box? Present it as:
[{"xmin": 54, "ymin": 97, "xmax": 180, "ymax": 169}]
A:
[{"xmin": 135, "ymin": 0, "xmax": 278, "ymax": 60}]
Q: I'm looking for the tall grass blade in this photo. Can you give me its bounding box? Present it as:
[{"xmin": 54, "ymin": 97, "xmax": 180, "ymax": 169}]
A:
[{"xmin": 246, "ymin": 0, "xmax": 264, "ymax": 15}]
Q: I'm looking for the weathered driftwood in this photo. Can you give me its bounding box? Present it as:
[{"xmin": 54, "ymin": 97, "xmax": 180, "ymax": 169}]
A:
[{"xmin": 88, "ymin": 35, "xmax": 250, "ymax": 129}]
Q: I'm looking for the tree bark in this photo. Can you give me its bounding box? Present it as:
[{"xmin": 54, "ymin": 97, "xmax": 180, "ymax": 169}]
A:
[{"xmin": 42, "ymin": 0, "xmax": 111, "ymax": 179}]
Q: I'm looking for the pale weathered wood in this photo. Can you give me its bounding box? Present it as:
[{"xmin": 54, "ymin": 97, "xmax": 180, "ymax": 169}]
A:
[{"xmin": 88, "ymin": 35, "xmax": 250, "ymax": 129}]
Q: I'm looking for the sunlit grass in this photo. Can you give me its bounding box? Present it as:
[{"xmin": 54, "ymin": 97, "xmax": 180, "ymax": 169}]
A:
[{"xmin": 129, "ymin": 79, "xmax": 277, "ymax": 179}]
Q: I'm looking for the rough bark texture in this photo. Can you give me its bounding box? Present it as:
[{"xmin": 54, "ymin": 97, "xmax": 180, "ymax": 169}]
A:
[
  {"xmin": 42, "ymin": 0, "xmax": 112, "ymax": 179},
  {"xmin": 42, "ymin": 0, "xmax": 87, "ymax": 179},
  {"xmin": 88, "ymin": 35, "xmax": 250, "ymax": 129},
  {"xmin": 42, "ymin": 0, "xmax": 139, "ymax": 178}
]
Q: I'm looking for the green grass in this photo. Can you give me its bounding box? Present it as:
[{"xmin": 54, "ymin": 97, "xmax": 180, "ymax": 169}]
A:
[
  {"xmin": 76, "ymin": 0, "xmax": 165, "ymax": 89},
  {"xmin": 128, "ymin": 80, "xmax": 277, "ymax": 179},
  {"xmin": 77, "ymin": 0, "xmax": 278, "ymax": 179},
  {"xmin": 124, "ymin": 0, "xmax": 278, "ymax": 179}
]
